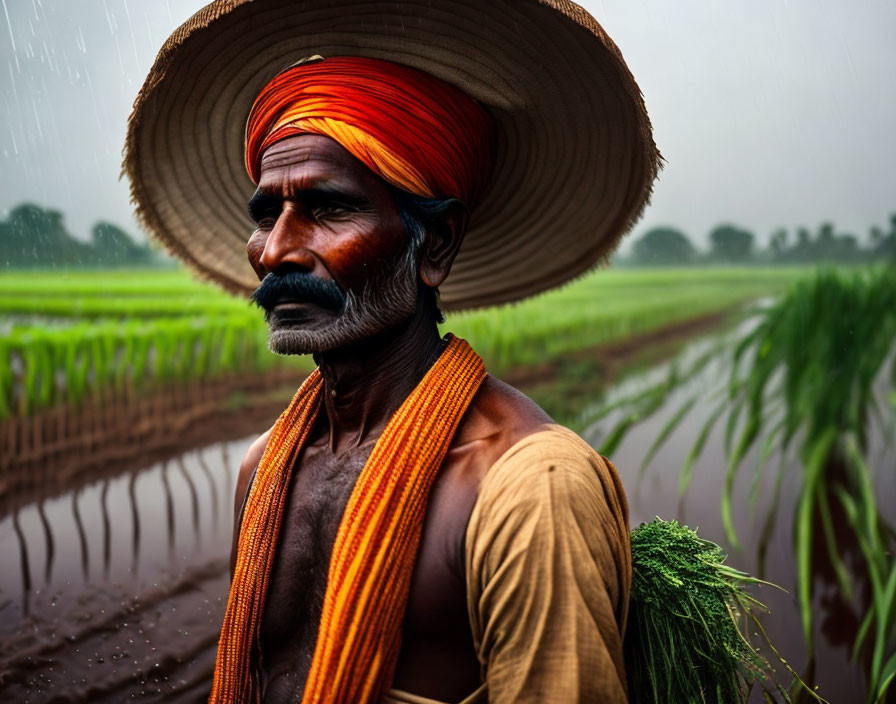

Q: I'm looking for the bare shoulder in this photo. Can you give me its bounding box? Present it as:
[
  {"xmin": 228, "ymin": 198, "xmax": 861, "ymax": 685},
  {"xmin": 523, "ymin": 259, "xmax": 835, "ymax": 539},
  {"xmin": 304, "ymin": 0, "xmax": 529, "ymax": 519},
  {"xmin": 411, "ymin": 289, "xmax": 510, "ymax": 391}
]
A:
[
  {"xmin": 233, "ymin": 427, "xmax": 273, "ymax": 517},
  {"xmin": 448, "ymin": 375, "xmax": 554, "ymax": 482}
]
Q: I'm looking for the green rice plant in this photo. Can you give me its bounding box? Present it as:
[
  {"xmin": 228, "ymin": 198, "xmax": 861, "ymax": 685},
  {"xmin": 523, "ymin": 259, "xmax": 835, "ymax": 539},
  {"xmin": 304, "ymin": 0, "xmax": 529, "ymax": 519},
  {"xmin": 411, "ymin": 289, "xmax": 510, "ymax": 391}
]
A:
[
  {"xmin": 18, "ymin": 330, "xmax": 54, "ymax": 413},
  {"xmin": 218, "ymin": 325, "xmax": 241, "ymax": 374},
  {"xmin": 0, "ymin": 269, "xmax": 218, "ymax": 297},
  {"xmin": 0, "ymin": 337, "xmax": 12, "ymax": 419},
  {"xmin": 597, "ymin": 266, "xmax": 896, "ymax": 703},
  {"xmin": 0, "ymin": 294, "xmax": 249, "ymax": 319},
  {"xmin": 1, "ymin": 267, "xmax": 804, "ymax": 417},
  {"xmin": 61, "ymin": 330, "xmax": 91, "ymax": 405},
  {"xmin": 836, "ymin": 440, "xmax": 896, "ymax": 703},
  {"xmin": 447, "ymin": 270, "xmax": 800, "ymax": 374},
  {"xmin": 0, "ymin": 313, "xmax": 309, "ymax": 415},
  {"xmin": 129, "ymin": 329, "xmax": 154, "ymax": 393},
  {"xmin": 167, "ymin": 322, "xmax": 194, "ymax": 383},
  {"xmin": 113, "ymin": 330, "xmax": 136, "ymax": 395}
]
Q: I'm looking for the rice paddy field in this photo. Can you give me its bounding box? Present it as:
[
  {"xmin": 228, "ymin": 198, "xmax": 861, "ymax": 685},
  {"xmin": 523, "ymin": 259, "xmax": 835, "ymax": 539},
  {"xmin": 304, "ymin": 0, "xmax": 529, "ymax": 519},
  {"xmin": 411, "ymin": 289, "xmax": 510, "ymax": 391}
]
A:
[
  {"xmin": 0, "ymin": 266, "xmax": 805, "ymax": 419},
  {"xmin": 3, "ymin": 264, "xmax": 893, "ymax": 703}
]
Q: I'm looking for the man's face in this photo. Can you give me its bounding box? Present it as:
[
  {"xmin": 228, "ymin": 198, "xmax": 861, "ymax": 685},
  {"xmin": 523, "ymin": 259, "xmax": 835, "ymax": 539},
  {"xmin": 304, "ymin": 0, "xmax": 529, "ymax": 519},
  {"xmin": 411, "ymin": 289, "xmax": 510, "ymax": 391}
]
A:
[{"xmin": 247, "ymin": 133, "xmax": 420, "ymax": 354}]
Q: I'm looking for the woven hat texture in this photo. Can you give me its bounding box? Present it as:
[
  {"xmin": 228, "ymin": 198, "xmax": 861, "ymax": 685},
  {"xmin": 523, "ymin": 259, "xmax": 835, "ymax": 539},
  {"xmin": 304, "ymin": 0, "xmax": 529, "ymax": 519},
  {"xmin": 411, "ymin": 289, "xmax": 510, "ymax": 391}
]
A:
[{"xmin": 124, "ymin": 0, "xmax": 661, "ymax": 310}]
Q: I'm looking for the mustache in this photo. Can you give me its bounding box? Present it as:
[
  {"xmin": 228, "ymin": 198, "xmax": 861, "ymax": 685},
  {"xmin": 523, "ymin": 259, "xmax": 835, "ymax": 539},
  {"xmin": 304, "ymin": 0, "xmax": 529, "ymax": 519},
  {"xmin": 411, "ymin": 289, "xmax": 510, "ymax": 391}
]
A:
[{"xmin": 251, "ymin": 270, "xmax": 347, "ymax": 312}]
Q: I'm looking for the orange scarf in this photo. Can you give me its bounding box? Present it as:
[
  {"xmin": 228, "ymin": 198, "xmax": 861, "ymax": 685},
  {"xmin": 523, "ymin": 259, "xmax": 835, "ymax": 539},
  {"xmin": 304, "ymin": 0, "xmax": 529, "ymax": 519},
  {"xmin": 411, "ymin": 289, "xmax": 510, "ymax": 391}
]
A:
[{"xmin": 210, "ymin": 335, "xmax": 486, "ymax": 703}]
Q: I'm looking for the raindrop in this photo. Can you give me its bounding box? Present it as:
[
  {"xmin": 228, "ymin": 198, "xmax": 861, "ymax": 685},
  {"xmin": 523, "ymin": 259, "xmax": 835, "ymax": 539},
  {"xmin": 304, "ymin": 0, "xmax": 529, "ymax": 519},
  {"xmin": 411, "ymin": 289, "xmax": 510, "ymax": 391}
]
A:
[
  {"xmin": 1, "ymin": 0, "xmax": 16, "ymax": 54},
  {"xmin": 7, "ymin": 60, "xmax": 18, "ymax": 102},
  {"xmin": 121, "ymin": 0, "xmax": 140, "ymax": 67},
  {"xmin": 30, "ymin": 97, "xmax": 43, "ymax": 139}
]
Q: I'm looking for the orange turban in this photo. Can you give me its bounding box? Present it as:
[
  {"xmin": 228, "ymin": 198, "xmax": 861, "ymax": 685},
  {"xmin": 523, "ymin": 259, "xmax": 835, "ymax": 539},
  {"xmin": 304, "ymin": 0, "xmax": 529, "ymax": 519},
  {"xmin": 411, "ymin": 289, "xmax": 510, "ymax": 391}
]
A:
[{"xmin": 245, "ymin": 56, "xmax": 495, "ymax": 208}]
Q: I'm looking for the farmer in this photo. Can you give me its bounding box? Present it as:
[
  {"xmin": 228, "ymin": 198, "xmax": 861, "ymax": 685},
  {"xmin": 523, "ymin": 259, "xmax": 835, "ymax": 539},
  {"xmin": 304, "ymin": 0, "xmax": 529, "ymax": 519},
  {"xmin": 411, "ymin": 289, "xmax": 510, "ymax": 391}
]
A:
[{"xmin": 125, "ymin": 1, "xmax": 659, "ymax": 702}]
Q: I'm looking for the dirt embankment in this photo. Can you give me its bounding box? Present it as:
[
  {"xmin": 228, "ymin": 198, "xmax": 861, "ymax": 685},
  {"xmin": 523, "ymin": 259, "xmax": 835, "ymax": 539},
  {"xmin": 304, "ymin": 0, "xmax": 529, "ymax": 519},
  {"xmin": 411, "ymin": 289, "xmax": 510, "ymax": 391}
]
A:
[{"xmin": 502, "ymin": 309, "xmax": 733, "ymax": 390}]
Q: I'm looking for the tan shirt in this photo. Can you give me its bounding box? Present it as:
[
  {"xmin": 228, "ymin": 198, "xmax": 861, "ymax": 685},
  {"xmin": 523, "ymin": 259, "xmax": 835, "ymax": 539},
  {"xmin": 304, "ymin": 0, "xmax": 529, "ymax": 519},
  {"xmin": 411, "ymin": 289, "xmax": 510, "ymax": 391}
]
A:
[{"xmin": 385, "ymin": 425, "xmax": 631, "ymax": 703}]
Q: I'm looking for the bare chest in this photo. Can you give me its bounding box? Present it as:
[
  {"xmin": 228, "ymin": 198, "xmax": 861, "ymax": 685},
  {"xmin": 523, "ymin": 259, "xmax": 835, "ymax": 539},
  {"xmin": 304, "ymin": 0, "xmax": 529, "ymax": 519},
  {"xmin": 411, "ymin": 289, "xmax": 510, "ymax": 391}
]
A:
[
  {"xmin": 258, "ymin": 441, "xmax": 370, "ymax": 701},
  {"xmin": 256, "ymin": 438, "xmax": 481, "ymax": 703}
]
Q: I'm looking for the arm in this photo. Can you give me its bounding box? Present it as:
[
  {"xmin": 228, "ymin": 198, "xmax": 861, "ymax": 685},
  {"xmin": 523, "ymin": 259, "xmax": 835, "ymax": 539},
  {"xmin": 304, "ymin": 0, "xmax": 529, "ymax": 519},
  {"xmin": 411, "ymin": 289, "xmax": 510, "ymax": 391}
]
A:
[
  {"xmin": 465, "ymin": 428, "xmax": 631, "ymax": 703},
  {"xmin": 230, "ymin": 428, "xmax": 273, "ymax": 578}
]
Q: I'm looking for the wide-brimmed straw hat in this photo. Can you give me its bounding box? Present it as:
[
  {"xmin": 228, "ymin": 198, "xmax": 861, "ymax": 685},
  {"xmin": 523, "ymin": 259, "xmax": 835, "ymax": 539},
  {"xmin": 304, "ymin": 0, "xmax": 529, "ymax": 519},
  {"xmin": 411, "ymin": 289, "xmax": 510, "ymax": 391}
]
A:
[{"xmin": 124, "ymin": 0, "xmax": 660, "ymax": 311}]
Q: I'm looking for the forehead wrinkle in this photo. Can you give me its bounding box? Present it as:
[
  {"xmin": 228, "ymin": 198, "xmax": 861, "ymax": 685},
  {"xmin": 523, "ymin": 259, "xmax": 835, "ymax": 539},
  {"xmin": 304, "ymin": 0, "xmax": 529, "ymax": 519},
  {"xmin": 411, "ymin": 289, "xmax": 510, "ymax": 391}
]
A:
[
  {"xmin": 259, "ymin": 133, "xmax": 357, "ymax": 171},
  {"xmin": 257, "ymin": 146, "xmax": 385, "ymax": 201},
  {"xmin": 259, "ymin": 145, "xmax": 348, "ymax": 171},
  {"xmin": 256, "ymin": 165, "xmax": 369, "ymax": 202}
]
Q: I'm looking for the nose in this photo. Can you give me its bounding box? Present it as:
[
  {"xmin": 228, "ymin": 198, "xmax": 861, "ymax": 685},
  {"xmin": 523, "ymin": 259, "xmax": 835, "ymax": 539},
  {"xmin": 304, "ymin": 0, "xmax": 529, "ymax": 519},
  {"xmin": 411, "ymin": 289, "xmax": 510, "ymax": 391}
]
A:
[{"xmin": 256, "ymin": 206, "xmax": 317, "ymax": 276}]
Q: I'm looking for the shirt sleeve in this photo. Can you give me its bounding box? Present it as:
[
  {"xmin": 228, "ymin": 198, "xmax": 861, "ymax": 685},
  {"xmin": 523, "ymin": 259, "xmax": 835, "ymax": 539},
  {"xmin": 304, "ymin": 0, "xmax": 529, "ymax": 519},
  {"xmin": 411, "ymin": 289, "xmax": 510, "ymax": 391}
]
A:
[{"xmin": 464, "ymin": 426, "xmax": 631, "ymax": 704}]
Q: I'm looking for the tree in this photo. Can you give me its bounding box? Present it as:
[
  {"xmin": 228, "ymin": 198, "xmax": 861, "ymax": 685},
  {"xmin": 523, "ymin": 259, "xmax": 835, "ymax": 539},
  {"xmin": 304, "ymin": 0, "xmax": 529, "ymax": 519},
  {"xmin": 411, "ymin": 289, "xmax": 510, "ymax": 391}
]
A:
[
  {"xmin": 835, "ymin": 234, "xmax": 858, "ymax": 260},
  {"xmin": 0, "ymin": 203, "xmax": 94, "ymax": 268},
  {"xmin": 768, "ymin": 227, "xmax": 788, "ymax": 259},
  {"xmin": 631, "ymin": 227, "xmax": 696, "ymax": 265},
  {"xmin": 872, "ymin": 213, "xmax": 896, "ymax": 259},
  {"xmin": 815, "ymin": 221, "xmax": 837, "ymax": 260},
  {"xmin": 709, "ymin": 224, "xmax": 754, "ymax": 262},
  {"xmin": 91, "ymin": 222, "xmax": 151, "ymax": 265},
  {"xmin": 0, "ymin": 204, "xmax": 161, "ymax": 269}
]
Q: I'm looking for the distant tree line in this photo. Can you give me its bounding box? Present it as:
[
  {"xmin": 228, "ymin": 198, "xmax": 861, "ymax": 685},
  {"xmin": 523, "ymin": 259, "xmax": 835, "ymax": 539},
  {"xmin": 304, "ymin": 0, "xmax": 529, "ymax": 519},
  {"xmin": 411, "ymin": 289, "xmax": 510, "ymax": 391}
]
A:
[
  {"xmin": 0, "ymin": 203, "xmax": 171, "ymax": 269},
  {"xmin": 626, "ymin": 214, "xmax": 896, "ymax": 266}
]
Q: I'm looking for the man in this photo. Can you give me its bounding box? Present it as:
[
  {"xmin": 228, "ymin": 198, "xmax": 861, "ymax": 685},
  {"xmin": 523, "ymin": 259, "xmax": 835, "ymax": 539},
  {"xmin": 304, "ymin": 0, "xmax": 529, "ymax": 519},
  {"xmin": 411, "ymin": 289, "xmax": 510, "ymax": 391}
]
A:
[{"xmin": 125, "ymin": 2, "xmax": 659, "ymax": 702}]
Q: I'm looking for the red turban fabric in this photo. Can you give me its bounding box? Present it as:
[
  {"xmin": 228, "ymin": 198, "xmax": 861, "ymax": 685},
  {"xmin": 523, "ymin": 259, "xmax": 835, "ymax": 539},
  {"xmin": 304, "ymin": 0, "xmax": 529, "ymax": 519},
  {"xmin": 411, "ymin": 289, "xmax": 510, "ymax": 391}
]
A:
[{"xmin": 245, "ymin": 56, "xmax": 495, "ymax": 208}]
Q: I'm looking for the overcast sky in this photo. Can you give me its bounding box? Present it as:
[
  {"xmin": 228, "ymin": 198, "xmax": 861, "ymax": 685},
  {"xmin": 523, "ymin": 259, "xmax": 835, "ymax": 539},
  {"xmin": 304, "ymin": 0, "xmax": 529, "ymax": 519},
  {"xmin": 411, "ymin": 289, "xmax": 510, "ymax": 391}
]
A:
[{"xmin": 1, "ymin": 0, "xmax": 894, "ymax": 251}]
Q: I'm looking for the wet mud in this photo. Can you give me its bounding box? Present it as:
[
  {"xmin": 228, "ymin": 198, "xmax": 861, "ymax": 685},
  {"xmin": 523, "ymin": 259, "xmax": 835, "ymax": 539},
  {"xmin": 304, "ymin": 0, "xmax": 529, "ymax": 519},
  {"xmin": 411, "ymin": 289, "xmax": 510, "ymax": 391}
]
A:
[{"xmin": 0, "ymin": 440, "xmax": 254, "ymax": 702}]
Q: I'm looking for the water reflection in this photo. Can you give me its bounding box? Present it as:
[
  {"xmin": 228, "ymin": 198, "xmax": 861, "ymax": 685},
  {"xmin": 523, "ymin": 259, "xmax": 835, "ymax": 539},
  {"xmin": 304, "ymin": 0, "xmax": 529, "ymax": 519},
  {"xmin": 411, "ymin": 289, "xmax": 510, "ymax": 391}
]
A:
[
  {"xmin": 0, "ymin": 438, "xmax": 251, "ymax": 702},
  {"xmin": 11, "ymin": 509, "xmax": 31, "ymax": 617},
  {"xmin": 582, "ymin": 329, "xmax": 895, "ymax": 703}
]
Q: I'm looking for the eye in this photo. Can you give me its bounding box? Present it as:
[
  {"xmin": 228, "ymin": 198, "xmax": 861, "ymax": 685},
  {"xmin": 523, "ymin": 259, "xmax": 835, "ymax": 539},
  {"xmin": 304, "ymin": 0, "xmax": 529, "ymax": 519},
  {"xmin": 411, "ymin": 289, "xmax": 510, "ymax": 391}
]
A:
[
  {"xmin": 248, "ymin": 191, "xmax": 282, "ymax": 227},
  {"xmin": 312, "ymin": 203, "xmax": 356, "ymax": 220},
  {"xmin": 255, "ymin": 207, "xmax": 282, "ymax": 230}
]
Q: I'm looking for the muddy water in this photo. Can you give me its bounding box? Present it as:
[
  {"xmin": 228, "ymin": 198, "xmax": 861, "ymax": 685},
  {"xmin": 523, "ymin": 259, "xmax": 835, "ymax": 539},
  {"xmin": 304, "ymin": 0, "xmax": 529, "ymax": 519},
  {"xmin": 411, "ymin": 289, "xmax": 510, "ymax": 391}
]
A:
[
  {"xmin": 581, "ymin": 336, "xmax": 896, "ymax": 703},
  {"xmin": 0, "ymin": 440, "xmax": 253, "ymax": 702}
]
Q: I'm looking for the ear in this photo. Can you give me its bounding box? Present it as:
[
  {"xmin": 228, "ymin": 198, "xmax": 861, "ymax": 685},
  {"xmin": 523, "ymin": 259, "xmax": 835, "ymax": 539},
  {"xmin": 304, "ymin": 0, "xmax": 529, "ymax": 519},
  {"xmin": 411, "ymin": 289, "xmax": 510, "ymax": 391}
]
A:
[{"xmin": 419, "ymin": 201, "xmax": 469, "ymax": 289}]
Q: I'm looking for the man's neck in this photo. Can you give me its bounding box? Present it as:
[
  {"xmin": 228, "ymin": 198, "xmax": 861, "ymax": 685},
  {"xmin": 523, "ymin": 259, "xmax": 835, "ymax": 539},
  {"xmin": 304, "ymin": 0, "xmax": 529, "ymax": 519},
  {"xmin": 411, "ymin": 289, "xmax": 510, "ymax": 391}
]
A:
[{"xmin": 312, "ymin": 304, "xmax": 445, "ymax": 454}]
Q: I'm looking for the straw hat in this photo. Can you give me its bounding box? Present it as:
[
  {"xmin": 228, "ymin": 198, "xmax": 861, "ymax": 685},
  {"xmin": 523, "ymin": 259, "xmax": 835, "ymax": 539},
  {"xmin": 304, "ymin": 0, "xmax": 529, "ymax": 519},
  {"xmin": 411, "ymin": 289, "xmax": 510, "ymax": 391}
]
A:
[{"xmin": 124, "ymin": 0, "xmax": 660, "ymax": 311}]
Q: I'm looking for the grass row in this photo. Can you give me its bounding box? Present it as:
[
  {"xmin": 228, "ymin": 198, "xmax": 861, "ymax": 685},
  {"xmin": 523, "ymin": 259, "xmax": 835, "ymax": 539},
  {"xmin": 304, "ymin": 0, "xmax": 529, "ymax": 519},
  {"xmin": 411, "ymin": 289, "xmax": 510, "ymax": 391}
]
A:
[
  {"xmin": 0, "ymin": 267, "xmax": 806, "ymax": 418},
  {"xmin": 0, "ymin": 295, "xmax": 253, "ymax": 319},
  {"xmin": 447, "ymin": 267, "xmax": 803, "ymax": 373},
  {"xmin": 0, "ymin": 269, "xmax": 216, "ymax": 297},
  {"xmin": 0, "ymin": 266, "xmax": 797, "ymax": 297},
  {"xmin": 0, "ymin": 314, "xmax": 304, "ymax": 419}
]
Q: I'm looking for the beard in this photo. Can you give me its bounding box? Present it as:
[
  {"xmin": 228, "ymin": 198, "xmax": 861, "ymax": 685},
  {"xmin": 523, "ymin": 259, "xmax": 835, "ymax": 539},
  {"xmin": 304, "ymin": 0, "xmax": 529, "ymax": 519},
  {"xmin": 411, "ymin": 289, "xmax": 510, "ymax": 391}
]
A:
[{"xmin": 251, "ymin": 242, "xmax": 421, "ymax": 356}]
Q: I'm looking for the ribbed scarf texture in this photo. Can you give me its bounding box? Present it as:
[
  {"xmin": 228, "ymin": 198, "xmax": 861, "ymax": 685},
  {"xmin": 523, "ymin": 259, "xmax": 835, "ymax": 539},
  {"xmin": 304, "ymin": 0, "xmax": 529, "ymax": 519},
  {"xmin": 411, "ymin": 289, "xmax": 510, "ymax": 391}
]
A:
[{"xmin": 210, "ymin": 335, "xmax": 486, "ymax": 703}]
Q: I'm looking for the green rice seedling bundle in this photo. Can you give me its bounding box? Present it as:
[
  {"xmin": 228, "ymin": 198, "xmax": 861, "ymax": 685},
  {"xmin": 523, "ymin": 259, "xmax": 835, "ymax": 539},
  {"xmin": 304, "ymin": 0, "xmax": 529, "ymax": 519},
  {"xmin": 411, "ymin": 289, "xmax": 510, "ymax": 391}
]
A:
[{"xmin": 625, "ymin": 519, "xmax": 806, "ymax": 704}]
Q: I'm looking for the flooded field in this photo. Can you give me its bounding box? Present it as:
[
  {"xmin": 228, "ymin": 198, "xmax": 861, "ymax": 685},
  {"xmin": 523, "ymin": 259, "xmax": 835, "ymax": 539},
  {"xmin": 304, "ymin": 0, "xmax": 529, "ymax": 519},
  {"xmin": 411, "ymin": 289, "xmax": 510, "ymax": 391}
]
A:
[
  {"xmin": 0, "ymin": 324, "xmax": 892, "ymax": 702},
  {"xmin": 581, "ymin": 332, "xmax": 896, "ymax": 703},
  {"xmin": 0, "ymin": 438, "xmax": 254, "ymax": 702}
]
